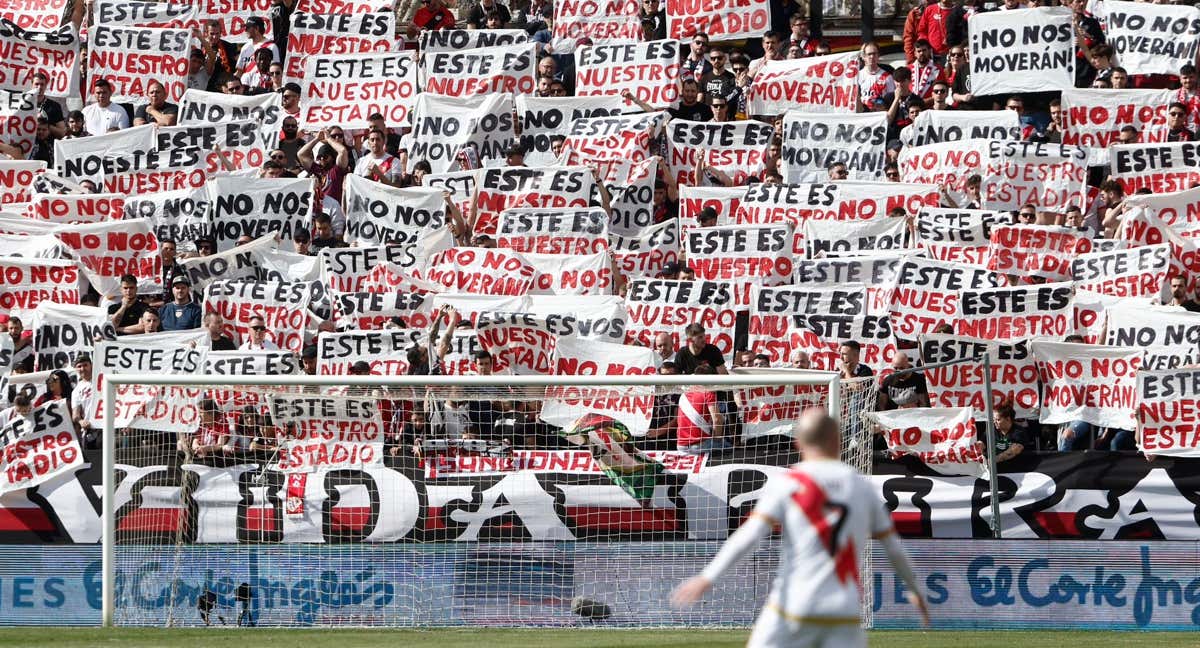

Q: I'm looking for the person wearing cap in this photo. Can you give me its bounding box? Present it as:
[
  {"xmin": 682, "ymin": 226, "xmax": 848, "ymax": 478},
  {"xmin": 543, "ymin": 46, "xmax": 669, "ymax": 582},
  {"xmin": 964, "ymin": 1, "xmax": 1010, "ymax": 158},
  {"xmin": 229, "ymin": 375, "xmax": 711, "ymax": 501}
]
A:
[
  {"xmin": 159, "ymin": 275, "xmax": 202, "ymax": 331},
  {"xmin": 71, "ymin": 355, "xmax": 97, "ymax": 446},
  {"xmin": 504, "ymin": 141, "xmax": 526, "ymax": 167},
  {"xmin": 194, "ymin": 237, "xmax": 217, "ymax": 257},
  {"xmin": 236, "ymin": 16, "xmax": 279, "ymax": 75},
  {"xmin": 659, "ymin": 261, "xmax": 682, "ymax": 280}
]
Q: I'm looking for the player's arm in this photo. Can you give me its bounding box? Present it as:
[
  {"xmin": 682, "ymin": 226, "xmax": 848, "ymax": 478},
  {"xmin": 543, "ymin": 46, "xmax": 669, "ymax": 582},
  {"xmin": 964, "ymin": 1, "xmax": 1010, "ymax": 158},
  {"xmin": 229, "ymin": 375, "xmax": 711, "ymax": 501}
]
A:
[{"xmin": 875, "ymin": 527, "xmax": 931, "ymax": 627}]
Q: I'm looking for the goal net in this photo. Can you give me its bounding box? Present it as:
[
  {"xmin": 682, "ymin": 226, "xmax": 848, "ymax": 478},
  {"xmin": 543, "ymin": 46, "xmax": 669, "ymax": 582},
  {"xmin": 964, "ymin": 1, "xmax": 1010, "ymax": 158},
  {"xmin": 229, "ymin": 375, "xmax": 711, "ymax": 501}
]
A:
[{"xmin": 102, "ymin": 372, "xmax": 878, "ymax": 628}]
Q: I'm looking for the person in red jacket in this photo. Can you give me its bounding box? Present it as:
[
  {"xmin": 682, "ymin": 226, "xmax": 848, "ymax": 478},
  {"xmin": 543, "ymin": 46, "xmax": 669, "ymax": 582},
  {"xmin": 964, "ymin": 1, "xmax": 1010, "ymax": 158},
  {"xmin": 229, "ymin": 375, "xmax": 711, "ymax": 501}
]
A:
[
  {"xmin": 902, "ymin": 0, "xmax": 930, "ymax": 64},
  {"xmin": 918, "ymin": 0, "xmax": 954, "ymax": 58}
]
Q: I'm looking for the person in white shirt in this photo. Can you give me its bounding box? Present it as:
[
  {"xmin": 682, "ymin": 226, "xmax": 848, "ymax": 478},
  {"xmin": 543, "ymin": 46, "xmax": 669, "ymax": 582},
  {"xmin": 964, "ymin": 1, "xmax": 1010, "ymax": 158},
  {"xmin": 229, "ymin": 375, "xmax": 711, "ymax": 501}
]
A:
[
  {"xmin": 857, "ymin": 42, "xmax": 895, "ymax": 112},
  {"xmin": 353, "ymin": 128, "xmax": 405, "ymax": 186},
  {"xmin": 71, "ymin": 354, "xmax": 96, "ymax": 444},
  {"xmin": 239, "ymin": 315, "xmax": 279, "ymax": 350},
  {"xmin": 82, "ymin": 79, "xmax": 129, "ymax": 134},
  {"xmin": 236, "ymin": 17, "xmax": 279, "ymax": 74},
  {"xmin": 672, "ymin": 409, "xmax": 930, "ymax": 647}
]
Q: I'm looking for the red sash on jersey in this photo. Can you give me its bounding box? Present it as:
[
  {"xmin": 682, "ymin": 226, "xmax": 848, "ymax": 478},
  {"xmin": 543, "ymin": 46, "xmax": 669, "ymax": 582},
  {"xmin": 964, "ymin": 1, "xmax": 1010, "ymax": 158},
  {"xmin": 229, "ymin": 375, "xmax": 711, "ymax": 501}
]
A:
[{"xmin": 786, "ymin": 468, "xmax": 861, "ymax": 591}]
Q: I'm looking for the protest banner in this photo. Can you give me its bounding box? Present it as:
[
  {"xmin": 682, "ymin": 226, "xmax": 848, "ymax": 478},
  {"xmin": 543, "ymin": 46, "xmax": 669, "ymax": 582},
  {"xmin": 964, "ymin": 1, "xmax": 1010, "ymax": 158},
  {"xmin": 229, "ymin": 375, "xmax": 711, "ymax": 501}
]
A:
[
  {"xmin": 0, "ymin": 400, "xmax": 80, "ymax": 496},
  {"xmin": 624, "ymin": 279, "xmax": 738, "ymax": 353},
  {"xmin": 794, "ymin": 252, "xmax": 904, "ymax": 312},
  {"xmin": 269, "ymin": 394, "xmax": 384, "ymax": 473},
  {"xmin": 1123, "ymin": 185, "xmax": 1200, "ymax": 229},
  {"xmin": 87, "ymin": 24, "xmax": 190, "ymax": 103},
  {"xmin": 981, "ymin": 140, "xmax": 1088, "ymax": 211},
  {"xmin": 551, "ymin": 0, "xmax": 641, "ymax": 44},
  {"xmin": 1032, "ymin": 339, "xmax": 1140, "ymax": 429},
  {"xmin": 667, "ymin": 118, "xmax": 774, "ymax": 186},
  {"xmin": 1110, "ymin": 142, "xmax": 1200, "ymax": 194},
  {"xmin": 419, "ymin": 28, "xmax": 528, "ymax": 53},
  {"xmin": 343, "ymin": 175, "xmax": 445, "ymax": 246},
  {"xmin": 204, "ymin": 279, "xmax": 312, "ymax": 351},
  {"xmin": 1118, "ymin": 207, "xmax": 1200, "ymax": 285},
  {"xmin": 405, "ymin": 93, "xmax": 515, "ymax": 174},
  {"xmin": 525, "ymin": 252, "xmax": 613, "ymax": 295},
  {"xmin": 1105, "ymin": 302, "xmax": 1200, "ymax": 370},
  {"xmin": 471, "ymin": 165, "xmax": 595, "ymax": 236},
  {"xmin": 172, "ymin": 0, "xmax": 272, "ymax": 42},
  {"xmin": 55, "ymin": 124, "xmax": 156, "ymax": 183},
  {"xmin": 31, "ymin": 302, "xmax": 114, "ymax": 370},
  {"xmin": 968, "ymin": 7, "xmax": 1074, "ymax": 96},
  {"xmin": 55, "ymin": 218, "xmax": 161, "ymax": 297},
  {"xmin": 178, "ymin": 88, "xmax": 283, "ymax": 154},
  {"xmin": 0, "ymin": 258, "xmax": 77, "ymax": 315},
  {"xmin": 0, "ymin": 0, "xmax": 67, "ymax": 29},
  {"xmin": 900, "ymin": 109, "xmax": 1021, "ymax": 147},
  {"xmin": 515, "ymin": 95, "xmax": 628, "ymax": 166},
  {"xmin": 0, "ymin": 21, "xmax": 79, "ymax": 98},
  {"xmin": 475, "ymin": 311, "xmax": 562, "ymax": 375},
  {"xmin": 284, "ymin": 12, "xmax": 396, "ymax": 81},
  {"xmin": 803, "ymin": 217, "xmax": 908, "ymax": 258},
  {"xmin": 575, "ymin": 40, "xmax": 681, "ymax": 109},
  {"xmin": 178, "ymin": 233, "xmax": 277, "ymax": 289},
  {"xmin": 332, "ymin": 291, "xmax": 429, "ymax": 330},
  {"xmin": 542, "ymin": 336, "xmax": 658, "ymax": 436},
  {"xmin": 610, "ymin": 218, "xmax": 679, "ymax": 281},
  {"xmin": 497, "ymin": 208, "xmax": 608, "ymax": 255},
  {"xmin": 1061, "ymin": 88, "xmax": 1172, "ymax": 166},
  {"xmin": 205, "ymin": 349, "xmax": 300, "ymax": 410},
  {"xmin": 1138, "ymin": 367, "xmax": 1200, "ymax": 456},
  {"xmin": 734, "ymin": 181, "xmax": 838, "ymax": 226},
  {"xmin": 683, "ymin": 223, "xmax": 793, "ymax": 287},
  {"xmin": 320, "ymin": 238, "xmax": 450, "ymax": 294},
  {"xmin": 93, "ymin": 338, "xmax": 205, "ymax": 432},
  {"xmin": 424, "ymin": 168, "xmax": 479, "ymax": 218},
  {"xmin": 424, "ymin": 43, "xmax": 536, "ymax": 97},
  {"xmin": 748, "ymin": 283, "xmax": 895, "ymax": 372},
  {"xmin": 317, "ymin": 329, "xmax": 424, "ymax": 376},
  {"xmin": 561, "ymin": 111, "xmax": 667, "ymax": 167},
  {"xmin": 866, "ymin": 407, "xmax": 984, "ymax": 477},
  {"xmin": 0, "ymin": 233, "xmax": 62, "ymax": 259},
  {"xmin": 667, "ymin": 0, "xmax": 769, "ymax": 40},
  {"xmin": 830, "ymin": 181, "xmax": 941, "ymax": 222},
  {"xmin": 0, "ymin": 89, "xmax": 37, "ymax": 156},
  {"xmin": 1070, "ymin": 243, "xmax": 1170, "ymax": 298},
  {"xmin": 95, "ymin": 0, "xmax": 201, "ymax": 30},
  {"xmin": 101, "ymin": 146, "xmax": 207, "ymax": 196},
  {"xmin": 423, "ymin": 293, "xmax": 532, "ymax": 330},
  {"xmin": 156, "ymin": 119, "xmax": 267, "ymax": 174},
  {"xmin": 898, "ymin": 139, "xmax": 991, "ymax": 197},
  {"xmin": 25, "ymin": 192, "xmax": 123, "ymax": 224},
  {"xmin": 600, "ymin": 158, "xmax": 657, "ymax": 234},
  {"xmin": 1104, "ymin": 1, "xmax": 1200, "ymax": 76},
  {"xmin": 744, "ymin": 52, "xmax": 858, "ymax": 115},
  {"xmin": 423, "ymin": 247, "xmax": 535, "ymax": 296},
  {"xmin": 781, "ymin": 111, "xmax": 887, "ymax": 182},
  {"xmin": 915, "ymin": 207, "xmax": 1006, "ymax": 266},
  {"xmin": 206, "ymin": 176, "xmax": 311, "ymax": 252},
  {"xmin": 919, "ymin": 333, "xmax": 1040, "ymax": 419},
  {"xmin": 679, "ymin": 185, "xmax": 743, "ymax": 227},
  {"xmin": 0, "ymin": 159, "xmax": 43, "ymax": 204},
  {"xmin": 732, "ymin": 368, "xmax": 825, "ymax": 440},
  {"xmin": 1072, "ymin": 288, "xmax": 1135, "ymax": 345},
  {"xmin": 890, "ymin": 256, "xmax": 1003, "ymax": 341},
  {"xmin": 527, "ymin": 294, "xmax": 627, "ymax": 342},
  {"xmin": 956, "ymin": 282, "xmax": 1074, "ymax": 341},
  {"xmin": 300, "ymin": 51, "xmax": 417, "ymax": 130},
  {"xmin": 0, "ymin": 216, "xmax": 59, "ymax": 237},
  {"xmin": 987, "ymin": 224, "xmax": 1094, "ymax": 281}
]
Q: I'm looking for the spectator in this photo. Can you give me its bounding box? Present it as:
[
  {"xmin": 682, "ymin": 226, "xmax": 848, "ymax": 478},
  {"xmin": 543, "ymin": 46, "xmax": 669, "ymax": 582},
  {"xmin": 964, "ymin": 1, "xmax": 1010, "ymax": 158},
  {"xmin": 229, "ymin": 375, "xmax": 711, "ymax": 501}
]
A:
[
  {"xmin": 134, "ymin": 81, "xmax": 178, "ymax": 127},
  {"xmin": 311, "ymin": 213, "xmax": 344, "ymax": 251},
  {"xmin": 788, "ymin": 14, "xmax": 817, "ymax": 57},
  {"xmin": 82, "ymin": 79, "xmax": 130, "ymax": 135},
  {"xmin": 918, "ymin": 0, "xmax": 953, "ymax": 57},
  {"xmin": 1167, "ymin": 102, "xmax": 1195, "ymax": 142},
  {"xmin": 644, "ymin": 361, "xmax": 680, "ymax": 450},
  {"xmin": 354, "ymin": 128, "xmax": 405, "ymax": 185},
  {"xmin": 30, "ymin": 71, "xmax": 65, "ymax": 138},
  {"xmin": 140, "ymin": 308, "xmax": 162, "ymax": 335},
  {"xmin": 675, "ymin": 363, "xmax": 729, "ymax": 455},
  {"xmin": 652, "ymin": 332, "xmax": 675, "ymax": 362},
  {"xmin": 639, "ymin": 0, "xmax": 666, "ymax": 40},
  {"xmin": 71, "ymin": 355, "xmax": 96, "ymax": 446},
  {"xmin": 877, "ymin": 353, "xmax": 930, "ymax": 411},
  {"xmin": 409, "ymin": 0, "xmax": 456, "ymax": 37},
  {"xmin": 108, "ymin": 274, "xmax": 150, "ymax": 336},
  {"xmin": 1168, "ymin": 276, "xmax": 1200, "ymax": 312},
  {"xmin": 281, "ymin": 83, "xmax": 302, "ymax": 121},
  {"xmin": 159, "ymin": 275, "xmax": 203, "ymax": 331},
  {"xmin": 909, "ymin": 39, "xmax": 944, "ymax": 101},
  {"xmin": 35, "ymin": 370, "xmax": 72, "ymax": 409},
  {"xmin": 858, "ymin": 43, "xmax": 895, "ymax": 112},
  {"xmin": 902, "ymin": 0, "xmax": 930, "ymax": 63},
  {"xmin": 187, "ymin": 48, "xmax": 210, "ymax": 91},
  {"xmin": 675, "ymin": 323, "xmax": 728, "ymax": 374},
  {"xmin": 241, "ymin": 48, "xmax": 276, "ymax": 92},
  {"xmin": 277, "ymin": 115, "xmax": 305, "ymax": 169},
  {"xmin": 240, "ymin": 315, "xmax": 278, "ymax": 350},
  {"xmin": 182, "ymin": 398, "xmax": 229, "ymax": 459},
  {"xmin": 299, "ymin": 131, "xmax": 350, "ymax": 202},
  {"xmin": 200, "ymin": 19, "xmax": 240, "ymax": 92},
  {"xmin": 681, "ymin": 32, "xmax": 711, "ymax": 81},
  {"xmin": 466, "ymin": 0, "xmax": 511, "ymax": 28},
  {"xmin": 839, "ymin": 341, "xmax": 873, "ymax": 380},
  {"xmin": 992, "ymin": 403, "xmax": 1030, "ymax": 462},
  {"xmin": 65, "ymin": 110, "xmax": 88, "ymax": 139},
  {"xmin": 236, "ymin": 16, "xmax": 280, "ymax": 74},
  {"xmin": 29, "ymin": 118, "xmax": 53, "ymax": 165}
]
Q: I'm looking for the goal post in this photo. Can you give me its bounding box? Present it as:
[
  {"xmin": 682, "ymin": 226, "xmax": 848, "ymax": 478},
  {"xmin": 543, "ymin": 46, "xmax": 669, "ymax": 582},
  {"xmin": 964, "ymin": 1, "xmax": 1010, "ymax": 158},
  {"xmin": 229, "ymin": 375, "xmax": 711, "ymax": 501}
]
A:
[{"xmin": 101, "ymin": 370, "xmax": 871, "ymax": 629}]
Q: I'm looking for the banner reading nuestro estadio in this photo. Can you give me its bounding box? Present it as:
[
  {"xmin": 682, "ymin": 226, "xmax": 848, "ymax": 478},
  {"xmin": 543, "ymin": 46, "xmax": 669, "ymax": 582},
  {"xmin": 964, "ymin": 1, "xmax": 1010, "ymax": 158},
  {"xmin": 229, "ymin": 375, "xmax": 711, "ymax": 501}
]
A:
[
  {"xmin": 667, "ymin": 119, "xmax": 774, "ymax": 186},
  {"xmin": 475, "ymin": 311, "xmax": 563, "ymax": 375},
  {"xmin": 317, "ymin": 329, "xmax": 423, "ymax": 376},
  {"xmin": 1032, "ymin": 339, "xmax": 1140, "ymax": 430},
  {"xmin": 867, "ymin": 407, "xmax": 985, "ymax": 477},
  {"xmin": 541, "ymin": 336, "xmax": 658, "ymax": 436},
  {"xmin": 269, "ymin": 394, "xmax": 384, "ymax": 473},
  {"xmin": 205, "ymin": 279, "xmax": 312, "ymax": 352},
  {"xmin": 1110, "ymin": 142, "xmax": 1200, "ymax": 194},
  {"xmin": 87, "ymin": 24, "xmax": 189, "ymax": 103},
  {"xmin": 666, "ymin": 0, "xmax": 769, "ymax": 40},
  {"xmin": 745, "ymin": 52, "xmax": 858, "ymax": 115},
  {"xmin": 610, "ymin": 219, "xmax": 679, "ymax": 281},
  {"xmin": 624, "ymin": 279, "xmax": 737, "ymax": 353},
  {"xmin": 300, "ymin": 52, "xmax": 418, "ymax": 130},
  {"xmin": 683, "ymin": 223, "xmax": 793, "ymax": 287},
  {"xmin": 0, "ymin": 0, "xmax": 67, "ymax": 29},
  {"xmin": 986, "ymin": 224, "xmax": 1094, "ymax": 281},
  {"xmin": 0, "ymin": 399, "xmax": 80, "ymax": 496},
  {"xmin": 794, "ymin": 253, "xmax": 903, "ymax": 311},
  {"xmin": 1060, "ymin": 88, "xmax": 1172, "ymax": 166},
  {"xmin": 781, "ymin": 111, "xmax": 887, "ymax": 182},
  {"xmin": 93, "ymin": 338, "xmax": 205, "ymax": 433},
  {"xmin": 981, "ymin": 141, "xmax": 1087, "ymax": 211},
  {"xmin": 889, "ymin": 256, "xmax": 1004, "ymax": 341},
  {"xmin": 898, "ymin": 139, "xmax": 990, "ymax": 196},
  {"xmin": 284, "ymin": 12, "xmax": 396, "ymax": 81},
  {"xmin": 918, "ymin": 333, "xmax": 1040, "ymax": 419},
  {"xmin": 424, "ymin": 43, "xmax": 536, "ymax": 98},
  {"xmin": 1138, "ymin": 368, "xmax": 1200, "ymax": 456},
  {"xmin": 575, "ymin": 40, "xmax": 681, "ymax": 109},
  {"xmin": 0, "ymin": 89, "xmax": 37, "ymax": 157},
  {"xmin": 679, "ymin": 185, "xmax": 742, "ymax": 227},
  {"xmin": 968, "ymin": 7, "xmax": 1075, "ymax": 96},
  {"xmin": 1070, "ymin": 243, "xmax": 1171, "ymax": 298},
  {"xmin": 955, "ymin": 282, "xmax": 1074, "ymax": 341},
  {"xmin": 915, "ymin": 208, "xmax": 1006, "ymax": 266},
  {"xmin": 320, "ymin": 240, "xmax": 447, "ymax": 294},
  {"xmin": 0, "ymin": 22, "xmax": 79, "ymax": 98},
  {"xmin": 1123, "ymin": 185, "xmax": 1200, "ymax": 228},
  {"xmin": 1104, "ymin": 1, "xmax": 1200, "ymax": 76}
]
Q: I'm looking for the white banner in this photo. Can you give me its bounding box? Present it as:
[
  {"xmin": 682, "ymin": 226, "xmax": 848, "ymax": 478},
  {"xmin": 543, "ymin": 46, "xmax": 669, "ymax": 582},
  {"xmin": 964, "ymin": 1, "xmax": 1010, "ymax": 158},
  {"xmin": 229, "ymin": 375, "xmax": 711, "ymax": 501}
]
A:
[
  {"xmin": 782, "ymin": 111, "xmax": 887, "ymax": 182},
  {"xmin": 424, "ymin": 43, "xmax": 536, "ymax": 97},
  {"xmin": 300, "ymin": 52, "xmax": 418, "ymax": 130},
  {"xmin": 968, "ymin": 7, "xmax": 1075, "ymax": 96},
  {"xmin": 93, "ymin": 338, "xmax": 205, "ymax": 432},
  {"xmin": 745, "ymin": 52, "xmax": 858, "ymax": 115},
  {"xmin": 284, "ymin": 12, "xmax": 396, "ymax": 81},
  {"xmin": 1104, "ymin": 1, "xmax": 1200, "ymax": 76},
  {"xmin": 404, "ymin": 93, "xmax": 515, "ymax": 174},
  {"xmin": 343, "ymin": 175, "xmax": 445, "ymax": 246},
  {"xmin": 0, "ymin": 400, "xmax": 80, "ymax": 496},
  {"xmin": 667, "ymin": 119, "xmax": 774, "ymax": 186},
  {"xmin": 867, "ymin": 407, "xmax": 984, "ymax": 477},
  {"xmin": 1032, "ymin": 340, "xmax": 1140, "ymax": 430},
  {"xmin": 206, "ymin": 176, "xmax": 311, "ymax": 252},
  {"xmin": 575, "ymin": 40, "xmax": 681, "ymax": 109},
  {"xmin": 1061, "ymin": 89, "xmax": 1172, "ymax": 166},
  {"xmin": 541, "ymin": 336, "xmax": 658, "ymax": 437},
  {"xmin": 88, "ymin": 25, "xmax": 190, "ymax": 103}
]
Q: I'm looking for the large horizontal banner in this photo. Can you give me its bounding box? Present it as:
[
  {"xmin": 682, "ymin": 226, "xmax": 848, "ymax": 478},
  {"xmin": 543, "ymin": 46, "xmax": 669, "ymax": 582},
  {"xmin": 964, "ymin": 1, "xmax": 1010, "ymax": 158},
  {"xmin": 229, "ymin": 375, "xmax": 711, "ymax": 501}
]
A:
[
  {"xmin": 745, "ymin": 52, "xmax": 858, "ymax": 115},
  {"xmin": 1104, "ymin": 1, "xmax": 1200, "ymax": 76}
]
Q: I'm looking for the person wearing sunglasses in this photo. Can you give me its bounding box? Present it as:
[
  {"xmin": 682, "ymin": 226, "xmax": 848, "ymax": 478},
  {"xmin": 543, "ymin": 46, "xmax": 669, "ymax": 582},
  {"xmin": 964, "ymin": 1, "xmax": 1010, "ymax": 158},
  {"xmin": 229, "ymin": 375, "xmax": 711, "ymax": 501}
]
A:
[
  {"xmin": 1168, "ymin": 102, "xmax": 1196, "ymax": 142},
  {"xmin": 638, "ymin": 0, "xmax": 666, "ymax": 39},
  {"xmin": 298, "ymin": 128, "xmax": 350, "ymax": 202},
  {"xmin": 239, "ymin": 315, "xmax": 279, "ymax": 351}
]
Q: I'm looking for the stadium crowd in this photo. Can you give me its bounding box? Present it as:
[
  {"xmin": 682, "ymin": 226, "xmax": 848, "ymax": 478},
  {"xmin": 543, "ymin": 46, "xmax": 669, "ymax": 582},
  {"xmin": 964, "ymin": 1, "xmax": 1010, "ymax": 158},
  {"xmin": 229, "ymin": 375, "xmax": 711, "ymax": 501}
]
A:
[{"xmin": 0, "ymin": 0, "xmax": 1195, "ymax": 477}]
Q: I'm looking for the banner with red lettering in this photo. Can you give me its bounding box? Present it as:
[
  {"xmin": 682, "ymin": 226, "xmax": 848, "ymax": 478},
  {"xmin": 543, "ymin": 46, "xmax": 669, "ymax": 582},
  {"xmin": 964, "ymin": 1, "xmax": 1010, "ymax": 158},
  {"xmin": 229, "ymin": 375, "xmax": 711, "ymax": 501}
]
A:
[
  {"xmin": 54, "ymin": 124, "xmax": 155, "ymax": 183},
  {"xmin": 830, "ymin": 181, "xmax": 941, "ymax": 222},
  {"xmin": 919, "ymin": 334, "xmax": 1040, "ymax": 419},
  {"xmin": 0, "ymin": 21, "xmax": 79, "ymax": 98},
  {"xmin": 679, "ymin": 185, "xmax": 742, "ymax": 227},
  {"xmin": 794, "ymin": 253, "xmax": 903, "ymax": 310},
  {"xmin": 88, "ymin": 24, "xmax": 189, "ymax": 103},
  {"xmin": 1061, "ymin": 88, "xmax": 1172, "ymax": 166},
  {"xmin": 900, "ymin": 109, "xmax": 1021, "ymax": 147},
  {"xmin": 666, "ymin": 0, "xmax": 769, "ymax": 40},
  {"xmin": 890, "ymin": 256, "xmax": 1004, "ymax": 341},
  {"xmin": 0, "ymin": 160, "xmax": 44, "ymax": 205},
  {"xmin": 968, "ymin": 7, "xmax": 1074, "ymax": 96},
  {"xmin": 269, "ymin": 394, "xmax": 384, "ymax": 473},
  {"xmin": 1118, "ymin": 207, "xmax": 1200, "ymax": 282},
  {"xmin": 55, "ymin": 219, "xmax": 161, "ymax": 297},
  {"xmin": 898, "ymin": 139, "xmax": 991, "ymax": 198},
  {"xmin": 516, "ymin": 95, "xmax": 628, "ymax": 166},
  {"xmin": 25, "ymin": 193, "xmax": 123, "ymax": 224},
  {"xmin": 803, "ymin": 217, "xmax": 908, "ymax": 258},
  {"xmin": 552, "ymin": 0, "xmax": 641, "ymax": 45},
  {"xmin": 204, "ymin": 350, "xmax": 301, "ymax": 411},
  {"xmin": 982, "ymin": 141, "xmax": 1087, "ymax": 211},
  {"xmin": 332, "ymin": 291, "xmax": 429, "ymax": 330},
  {"xmin": 1070, "ymin": 243, "xmax": 1170, "ymax": 298},
  {"xmin": 317, "ymin": 329, "xmax": 424, "ymax": 376},
  {"xmin": 732, "ymin": 368, "xmax": 826, "ymax": 440},
  {"xmin": 320, "ymin": 240, "xmax": 448, "ymax": 294},
  {"xmin": 424, "ymin": 43, "xmax": 536, "ymax": 98},
  {"xmin": 207, "ymin": 176, "xmax": 311, "ymax": 252},
  {"xmin": 867, "ymin": 407, "xmax": 984, "ymax": 477},
  {"xmin": 623, "ymin": 279, "xmax": 737, "ymax": 353},
  {"xmin": 986, "ymin": 224, "xmax": 1093, "ymax": 281},
  {"xmin": 667, "ymin": 119, "xmax": 774, "ymax": 186},
  {"xmin": 1104, "ymin": 302, "xmax": 1200, "ymax": 371},
  {"xmin": 0, "ymin": 399, "xmax": 80, "ymax": 495},
  {"xmin": 744, "ymin": 52, "xmax": 858, "ymax": 116},
  {"xmin": 541, "ymin": 336, "xmax": 658, "ymax": 436},
  {"xmin": 472, "ymin": 166, "xmax": 595, "ymax": 236},
  {"xmin": 475, "ymin": 311, "xmax": 562, "ymax": 374},
  {"xmin": 0, "ymin": 89, "xmax": 37, "ymax": 157},
  {"xmin": 604, "ymin": 158, "xmax": 657, "ymax": 235},
  {"xmin": 610, "ymin": 218, "xmax": 679, "ymax": 281},
  {"xmin": 1110, "ymin": 142, "xmax": 1200, "ymax": 194},
  {"xmin": 0, "ymin": 0, "xmax": 67, "ymax": 30},
  {"xmin": 562, "ymin": 111, "xmax": 666, "ymax": 166},
  {"xmin": 497, "ymin": 208, "xmax": 608, "ymax": 255},
  {"xmin": 284, "ymin": 12, "xmax": 396, "ymax": 81},
  {"xmin": 1123, "ymin": 185, "xmax": 1200, "ymax": 228},
  {"xmin": 204, "ymin": 279, "xmax": 313, "ymax": 351},
  {"xmin": 575, "ymin": 40, "xmax": 681, "ymax": 109},
  {"xmin": 683, "ymin": 223, "xmax": 793, "ymax": 287},
  {"xmin": 0, "ymin": 257, "xmax": 78, "ymax": 316},
  {"xmin": 734, "ymin": 181, "xmax": 837, "ymax": 227},
  {"xmin": 102, "ymin": 148, "xmax": 207, "ymax": 196},
  {"xmin": 525, "ymin": 252, "xmax": 613, "ymax": 295},
  {"xmin": 93, "ymin": 338, "xmax": 205, "ymax": 432},
  {"xmin": 425, "ymin": 168, "xmax": 478, "ymax": 218},
  {"xmin": 915, "ymin": 207, "xmax": 1005, "ymax": 266},
  {"xmin": 1104, "ymin": 1, "xmax": 1200, "ymax": 76},
  {"xmin": 748, "ymin": 283, "xmax": 894, "ymax": 372},
  {"xmin": 405, "ymin": 93, "xmax": 515, "ymax": 174},
  {"xmin": 424, "ymin": 293, "xmax": 532, "ymax": 329},
  {"xmin": 1138, "ymin": 368, "xmax": 1200, "ymax": 456},
  {"xmin": 344, "ymin": 175, "xmax": 445, "ymax": 246},
  {"xmin": 1033, "ymin": 339, "xmax": 1141, "ymax": 429},
  {"xmin": 955, "ymin": 282, "xmax": 1074, "ymax": 341},
  {"xmin": 171, "ymin": 0, "xmax": 272, "ymax": 42},
  {"xmin": 781, "ymin": 111, "xmax": 887, "ymax": 182},
  {"xmin": 155, "ymin": 120, "xmax": 267, "ymax": 174},
  {"xmin": 423, "ymin": 247, "xmax": 535, "ymax": 296},
  {"xmin": 300, "ymin": 51, "xmax": 417, "ymax": 130}
]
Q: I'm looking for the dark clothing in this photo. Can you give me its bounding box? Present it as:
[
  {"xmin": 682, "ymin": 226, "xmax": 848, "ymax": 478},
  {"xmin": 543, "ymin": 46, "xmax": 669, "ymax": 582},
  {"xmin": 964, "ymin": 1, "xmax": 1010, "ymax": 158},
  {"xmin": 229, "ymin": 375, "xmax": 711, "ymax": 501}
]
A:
[
  {"xmin": 308, "ymin": 162, "xmax": 347, "ymax": 202},
  {"xmin": 108, "ymin": 300, "xmax": 149, "ymax": 334},
  {"xmin": 30, "ymin": 138, "xmax": 53, "ymax": 165},
  {"xmin": 674, "ymin": 343, "xmax": 726, "ymax": 374},
  {"xmin": 846, "ymin": 362, "xmax": 874, "ymax": 378},
  {"xmin": 134, "ymin": 102, "xmax": 179, "ymax": 124},
  {"xmin": 653, "ymin": 198, "xmax": 679, "ymax": 225},
  {"xmin": 669, "ymin": 101, "xmax": 714, "ymax": 123},
  {"xmin": 640, "ymin": 8, "xmax": 667, "ymax": 40},
  {"xmin": 879, "ymin": 371, "xmax": 929, "ymax": 410},
  {"xmin": 312, "ymin": 235, "xmax": 345, "ymax": 251},
  {"xmin": 205, "ymin": 39, "xmax": 242, "ymax": 92},
  {"xmin": 1180, "ymin": 300, "xmax": 1200, "ymax": 313},
  {"xmin": 1168, "ymin": 127, "xmax": 1195, "ymax": 143},
  {"xmin": 465, "ymin": 1, "xmax": 511, "ymax": 26},
  {"xmin": 36, "ymin": 96, "xmax": 63, "ymax": 126},
  {"xmin": 159, "ymin": 301, "xmax": 203, "ymax": 331},
  {"xmin": 210, "ymin": 335, "xmax": 237, "ymax": 351},
  {"xmin": 681, "ymin": 57, "xmax": 712, "ymax": 83}
]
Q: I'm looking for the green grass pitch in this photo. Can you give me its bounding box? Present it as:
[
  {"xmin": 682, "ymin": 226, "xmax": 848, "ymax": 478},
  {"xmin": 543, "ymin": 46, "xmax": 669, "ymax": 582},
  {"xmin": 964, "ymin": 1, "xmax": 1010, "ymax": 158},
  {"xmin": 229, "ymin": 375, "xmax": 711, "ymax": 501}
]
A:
[{"xmin": 0, "ymin": 629, "xmax": 1195, "ymax": 648}]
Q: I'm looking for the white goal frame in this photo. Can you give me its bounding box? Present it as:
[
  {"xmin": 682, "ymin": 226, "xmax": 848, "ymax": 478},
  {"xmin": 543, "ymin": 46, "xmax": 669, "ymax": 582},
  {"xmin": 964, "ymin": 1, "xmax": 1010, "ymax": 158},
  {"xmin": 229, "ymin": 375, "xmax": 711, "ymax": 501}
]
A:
[{"xmin": 100, "ymin": 371, "xmax": 843, "ymax": 628}]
